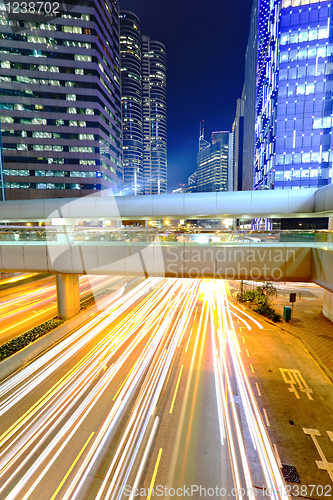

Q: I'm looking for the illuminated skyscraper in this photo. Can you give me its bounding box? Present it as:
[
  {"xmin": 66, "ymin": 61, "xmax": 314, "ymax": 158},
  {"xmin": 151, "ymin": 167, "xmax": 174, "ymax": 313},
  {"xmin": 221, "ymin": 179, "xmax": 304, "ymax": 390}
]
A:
[
  {"xmin": 0, "ymin": 0, "xmax": 123, "ymax": 200},
  {"xmin": 119, "ymin": 13, "xmax": 167, "ymax": 196},
  {"xmin": 252, "ymin": 0, "xmax": 333, "ymax": 190},
  {"xmin": 142, "ymin": 36, "xmax": 167, "ymax": 195},
  {"xmin": 197, "ymin": 131, "xmax": 229, "ymax": 192},
  {"xmin": 119, "ymin": 11, "xmax": 143, "ymax": 195}
]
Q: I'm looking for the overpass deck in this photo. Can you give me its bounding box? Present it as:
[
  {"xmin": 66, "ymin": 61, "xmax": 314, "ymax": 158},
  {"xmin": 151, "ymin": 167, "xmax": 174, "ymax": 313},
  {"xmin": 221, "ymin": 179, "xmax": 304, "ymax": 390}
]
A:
[{"xmin": 0, "ymin": 228, "xmax": 331, "ymax": 293}]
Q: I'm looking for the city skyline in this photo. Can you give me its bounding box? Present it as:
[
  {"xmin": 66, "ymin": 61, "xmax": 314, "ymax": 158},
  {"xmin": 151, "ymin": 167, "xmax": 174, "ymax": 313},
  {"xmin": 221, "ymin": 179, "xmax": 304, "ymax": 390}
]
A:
[{"xmin": 120, "ymin": 0, "xmax": 253, "ymax": 191}]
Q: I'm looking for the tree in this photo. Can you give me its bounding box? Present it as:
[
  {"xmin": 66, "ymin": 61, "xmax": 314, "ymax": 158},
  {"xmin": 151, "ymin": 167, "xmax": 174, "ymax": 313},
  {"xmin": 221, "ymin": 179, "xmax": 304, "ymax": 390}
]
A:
[{"xmin": 256, "ymin": 282, "xmax": 277, "ymax": 307}]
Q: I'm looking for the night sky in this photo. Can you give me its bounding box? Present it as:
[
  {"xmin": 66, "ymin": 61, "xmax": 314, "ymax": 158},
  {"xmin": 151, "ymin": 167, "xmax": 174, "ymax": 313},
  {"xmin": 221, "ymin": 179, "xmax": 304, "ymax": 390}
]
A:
[{"xmin": 119, "ymin": 0, "xmax": 253, "ymax": 192}]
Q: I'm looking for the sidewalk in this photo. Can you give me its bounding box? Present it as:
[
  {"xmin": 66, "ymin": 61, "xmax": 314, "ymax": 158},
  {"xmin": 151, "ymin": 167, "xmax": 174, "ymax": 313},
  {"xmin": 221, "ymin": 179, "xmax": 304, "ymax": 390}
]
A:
[
  {"xmin": 270, "ymin": 288, "xmax": 333, "ymax": 378},
  {"xmin": 230, "ymin": 281, "xmax": 333, "ymax": 379}
]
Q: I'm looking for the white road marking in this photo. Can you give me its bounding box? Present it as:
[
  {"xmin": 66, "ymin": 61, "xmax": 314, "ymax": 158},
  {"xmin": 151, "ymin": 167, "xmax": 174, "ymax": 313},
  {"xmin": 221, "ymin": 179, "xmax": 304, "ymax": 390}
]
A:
[
  {"xmin": 263, "ymin": 409, "xmax": 270, "ymax": 427},
  {"xmin": 255, "ymin": 383, "xmax": 261, "ymax": 396},
  {"xmin": 280, "ymin": 368, "xmax": 313, "ymax": 400},
  {"xmin": 303, "ymin": 428, "xmax": 333, "ymax": 483},
  {"xmin": 273, "ymin": 444, "xmax": 282, "ymax": 468}
]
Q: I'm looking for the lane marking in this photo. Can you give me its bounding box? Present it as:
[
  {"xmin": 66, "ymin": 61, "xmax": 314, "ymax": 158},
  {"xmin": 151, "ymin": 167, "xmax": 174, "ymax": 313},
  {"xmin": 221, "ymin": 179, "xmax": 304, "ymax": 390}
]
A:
[
  {"xmin": 193, "ymin": 307, "xmax": 198, "ymax": 321},
  {"xmin": 112, "ymin": 360, "xmax": 139, "ymax": 401},
  {"xmin": 50, "ymin": 431, "xmax": 95, "ymax": 500},
  {"xmin": 273, "ymin": 444, "xmax": 282, "ymax": 468},
  {"xmin": 169, "ymin": 365, "xmax": 184, "ymax": 414},
  {"xmin": 263, "ymin": 409, "xmax": 270, "ymax": 427},
  {"xmin": 185, "ymin": 328, "xmax": 193, "ymax": 353},
  {"xmin": 242, "ymin": 337, "xmax": 245, "ymax": 343},
  {"xmin": 250, "ymin": 364, "xmax": 254, "ymax": 373},
  {"xmin": 147, "ymin": 448, "xmax": 163, "ymax": 500},
  {"xmin": 255, "ymin": 383, "xmax": 261, "ymax": 396},
  {"xmin": 246, "ymin": 349, "xmax": 250, "ymax": 357}
]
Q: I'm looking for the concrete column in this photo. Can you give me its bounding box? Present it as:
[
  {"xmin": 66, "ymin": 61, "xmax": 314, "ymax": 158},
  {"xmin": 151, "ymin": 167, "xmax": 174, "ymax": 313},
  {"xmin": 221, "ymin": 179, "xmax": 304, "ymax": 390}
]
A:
[
  {"xmin": 329, "ymin": 218, "xmax": 333, "ymax": 230},
  {"xmin": 323, "ymin": 289, "xmax": 333, "ymax": 323},
  {"xmin": 56, "ymin": 273, "xmax": 80, "ymax": 320}
]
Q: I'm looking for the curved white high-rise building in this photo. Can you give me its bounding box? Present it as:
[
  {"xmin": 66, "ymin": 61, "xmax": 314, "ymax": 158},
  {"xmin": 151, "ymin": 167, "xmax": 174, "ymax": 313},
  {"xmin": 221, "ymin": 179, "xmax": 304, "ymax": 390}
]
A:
[
  {"xmin": 119, "ymin": 11, "xmax": 143, "ymax": 195},
  {"xmin": 119, "ymin": 12, "xmax": 167, "ymax": 196}
]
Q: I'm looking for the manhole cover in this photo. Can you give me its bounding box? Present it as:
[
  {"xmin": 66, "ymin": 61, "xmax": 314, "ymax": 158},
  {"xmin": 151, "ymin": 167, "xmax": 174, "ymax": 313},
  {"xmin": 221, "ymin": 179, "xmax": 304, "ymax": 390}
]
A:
[{"xmin": 281, "ymin": 464, "xmax": 300, "ymax": 483}]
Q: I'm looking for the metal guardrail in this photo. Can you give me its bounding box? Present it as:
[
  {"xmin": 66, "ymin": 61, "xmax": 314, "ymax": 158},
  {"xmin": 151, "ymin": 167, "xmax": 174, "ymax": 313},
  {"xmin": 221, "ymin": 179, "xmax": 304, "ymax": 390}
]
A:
[{"xmin": 0, "ymin": 227, "xmax": 332, "ymax": 247}]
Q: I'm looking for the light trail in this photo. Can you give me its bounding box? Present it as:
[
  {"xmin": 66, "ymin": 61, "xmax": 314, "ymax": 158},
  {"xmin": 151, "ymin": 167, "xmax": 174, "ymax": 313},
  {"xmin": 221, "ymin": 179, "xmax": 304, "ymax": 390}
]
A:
[{"xmin": 0, "ymin": 278, "xmax": 291, "ymax": 500}]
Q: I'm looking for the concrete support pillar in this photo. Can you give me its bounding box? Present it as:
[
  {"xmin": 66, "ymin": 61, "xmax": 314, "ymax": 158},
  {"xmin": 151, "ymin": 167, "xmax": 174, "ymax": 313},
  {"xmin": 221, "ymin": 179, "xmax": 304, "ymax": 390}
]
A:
[
  {"xmin": 329, "ymin": 218, "xmax": 333, "ymax": 230},
  {"xmin": 323, "ymin": 289, "xmax": 333, "ymax": 323},
  {"xmin": 56, "ymin": 273, "xmax": 80, "ymax": 320}
]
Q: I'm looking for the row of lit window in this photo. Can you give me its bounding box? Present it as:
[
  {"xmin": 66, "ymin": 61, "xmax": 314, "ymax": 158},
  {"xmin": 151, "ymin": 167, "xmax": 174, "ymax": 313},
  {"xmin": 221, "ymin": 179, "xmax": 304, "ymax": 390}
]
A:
[
  {"xmin": 2, "ymin": 130, "xmax": 94, "ymax": 140},
  {"xmin": 0, "ymin": 75, "xmax": 80, "ymax": 87},
  {"xmin": 274, "ymin": 168, "xmax": 332, "ymax": 181},
  {"xmin": 0, "ymin": 102, "xmax": 95, "ymax": 114},
  {"xmin": 0, "ymin": 116, "xmax": 86, "ymax": 128},
  {"xmin": 280, "ymin": 27, "xmax": 329, "ymax": 46},
  {"xmin": 2, "ymin": 143, "xmax": 95, "ymax": 153},
  {"xmin": 0, "ymin": 16, "xmax": 90, "ymax": 28},
  {"xmin": 278, "ymin": 82, "xmax": 327, "ymax": 97},
  {"xmin": 279, "ymin": 62, "xmax": 326, "ymax": 80},
  {"xmin": 280, "ymin": 45, "xmax": 331, "ymax": 63},
  {"xmin": 3, "ymin": 169, "xmax": 104, "ymax": 178},
  {"xmin": 4, "ymin": 182, "xmax": 82, "ymax": 189},
  {"xmin": 276, "ymin": 150, "xmax": 331, "ymax": 165}
]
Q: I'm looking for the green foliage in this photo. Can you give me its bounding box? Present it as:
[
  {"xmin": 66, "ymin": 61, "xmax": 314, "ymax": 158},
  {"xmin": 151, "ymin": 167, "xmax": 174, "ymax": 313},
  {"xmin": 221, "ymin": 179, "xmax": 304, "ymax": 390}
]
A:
[
  {"xmin": 237, "ymin": 283, "xmax": 281, "ymax": 323},
  {"xmin": 243, "ymin": 290, "xmax": 256, "ymax": 302},
  {"xmin": 254, "ymin": 304, "xmax": 281, "ymax": 322},
  {"xmin": 0, "ymin": 318, "xmax": 64, "ymax": 361}
]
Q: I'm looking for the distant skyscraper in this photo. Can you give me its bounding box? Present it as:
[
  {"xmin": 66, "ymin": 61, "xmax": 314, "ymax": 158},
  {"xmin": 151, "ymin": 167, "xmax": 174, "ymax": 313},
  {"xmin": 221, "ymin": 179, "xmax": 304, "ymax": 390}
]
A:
[
  {"xmin": 142, "ymin": 36, "xmax": 167, "ymax": 195},
  {"xmin": 119, "ymin": 13, "xmax": 167, "ymax": 195},
  {"xmin": 0, "ymin": 0, "xmax": 123, "ymax": 200},
  {"xmin": 197, "ymin": 130, "xmax": 229, "ymax": 192},
  {"xmin": 252, "ymin": 0, "xmax": 333, "ymax": 190}
]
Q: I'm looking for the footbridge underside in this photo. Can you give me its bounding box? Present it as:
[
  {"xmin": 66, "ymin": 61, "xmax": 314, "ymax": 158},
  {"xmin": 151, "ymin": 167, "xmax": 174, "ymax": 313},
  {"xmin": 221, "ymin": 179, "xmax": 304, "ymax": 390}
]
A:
[{"xmin": 0, "ymin": 241, "xmax": 331, "ymax": 293}]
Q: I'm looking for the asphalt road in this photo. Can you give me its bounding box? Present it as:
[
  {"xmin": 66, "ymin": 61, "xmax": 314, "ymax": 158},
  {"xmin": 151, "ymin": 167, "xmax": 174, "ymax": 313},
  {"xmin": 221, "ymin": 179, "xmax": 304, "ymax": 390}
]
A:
[
  {"xmin": 0, "ymin": 279, "xmax": 290, "ymax": 500},
  {"xmin": 0, "ymin": 274, "xmax": 122, "ymax": 345}
]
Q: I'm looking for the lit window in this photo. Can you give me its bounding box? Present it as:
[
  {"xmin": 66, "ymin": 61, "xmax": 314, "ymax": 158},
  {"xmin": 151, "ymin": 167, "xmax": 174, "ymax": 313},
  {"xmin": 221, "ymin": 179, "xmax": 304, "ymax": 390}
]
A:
[
  {"xmin": 75, "ymin": 68, "xmax": 84, "ymax": 75},
  {"xmin": 74, "ymin": 54, "xmax": 91, "ymax": 62},
  {"xmin": 67, "ymin": 107, "xmax": 77, "ymax": 114},
  {"xmin": 1, "ymin": 61, "xmax": 10, "ymax": 68},
  {"xmin": 79, "ymin": 133, "xmax": 94, "ymax": 140},
  {"xmin": 66, "ymin": 94, "xmax": 76, "ymax": 101},
  {"xmin": 85, "ymin": 108, "xmax": 94, "ymax": 115}
]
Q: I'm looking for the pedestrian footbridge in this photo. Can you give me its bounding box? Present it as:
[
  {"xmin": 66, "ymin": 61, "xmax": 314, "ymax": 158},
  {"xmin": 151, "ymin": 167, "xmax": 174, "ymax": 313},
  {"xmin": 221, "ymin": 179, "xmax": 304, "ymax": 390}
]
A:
[{"xmin": 0, "ymin": 183, "xmax": 332, "ymax": 319}]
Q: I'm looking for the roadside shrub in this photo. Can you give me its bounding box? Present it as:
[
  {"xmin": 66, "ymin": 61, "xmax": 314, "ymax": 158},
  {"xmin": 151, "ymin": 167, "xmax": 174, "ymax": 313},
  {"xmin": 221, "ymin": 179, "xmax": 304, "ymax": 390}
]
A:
[{"xmin": 0, "ymin": 318, "xmax": 64, "ymax": 361}]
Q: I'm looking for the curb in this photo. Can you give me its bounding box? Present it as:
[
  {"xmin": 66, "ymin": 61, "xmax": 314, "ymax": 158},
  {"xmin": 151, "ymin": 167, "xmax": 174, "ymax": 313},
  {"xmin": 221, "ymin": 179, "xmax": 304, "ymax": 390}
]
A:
[{"xmin": 0, "ymin": 289, "xmax": 121, "ymax": 383}]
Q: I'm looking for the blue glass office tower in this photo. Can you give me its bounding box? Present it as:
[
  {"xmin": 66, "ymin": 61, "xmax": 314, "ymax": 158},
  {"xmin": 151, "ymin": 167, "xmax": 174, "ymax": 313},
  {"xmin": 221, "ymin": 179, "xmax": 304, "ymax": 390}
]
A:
[{"xmin": 254, "ymin": 0, "xmax": 333, "ymax": 190}]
